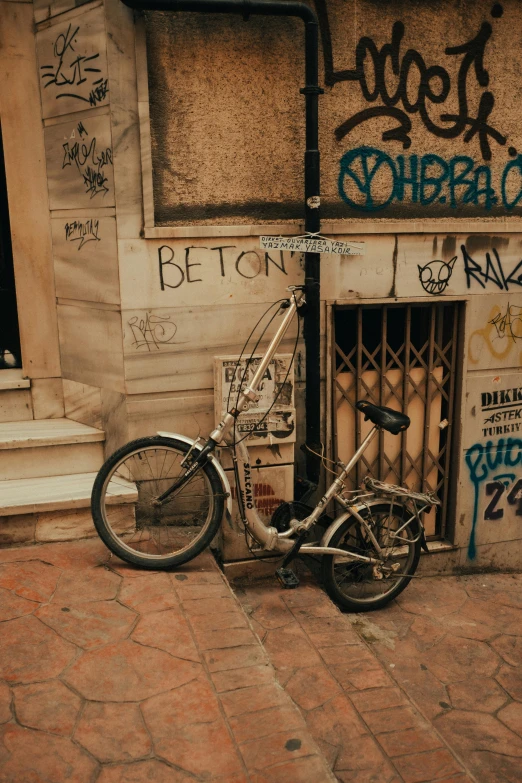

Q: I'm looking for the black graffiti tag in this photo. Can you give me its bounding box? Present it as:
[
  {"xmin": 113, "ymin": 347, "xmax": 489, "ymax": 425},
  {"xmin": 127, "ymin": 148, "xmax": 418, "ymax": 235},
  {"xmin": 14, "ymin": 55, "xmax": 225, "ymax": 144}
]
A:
[
  {"xmin": 62, "ymin": 135, "xmax": 113, "ymax": 198},
  {"xmin": 462, "ymin": 245, "xmax": 522, "ymax": 290},
  {"xmin": 40, "ymin": 24, "xmax": 103, "ymax": 103},
  {"xmin": 489, "ymin": 303, "xmax": 522, "ymax": 342},
  {"xmin": 128, "ymin": 313, "xmax": 178, "ymax": 351},
  {"xmin": 64, "ymin": 218, "xmax": 100, "ymax": 250},
  {"xmin": 314, "ymin": 0, "xmax": 507, "ymax": 162},
  {"xmin": 418, "ymin": 257, "xmax": 457, "ymax": 295}
]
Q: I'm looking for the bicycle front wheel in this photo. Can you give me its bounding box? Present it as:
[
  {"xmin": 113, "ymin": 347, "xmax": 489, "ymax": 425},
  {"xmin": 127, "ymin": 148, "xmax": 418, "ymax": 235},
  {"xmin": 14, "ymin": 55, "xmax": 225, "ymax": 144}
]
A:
[
  {"xmin": 322, "ymin": 501, "xmax": 421, "ymax": 612},
  {"xmin": 91, "ymin": 436, "xmax": 225, "ymax": 569}
]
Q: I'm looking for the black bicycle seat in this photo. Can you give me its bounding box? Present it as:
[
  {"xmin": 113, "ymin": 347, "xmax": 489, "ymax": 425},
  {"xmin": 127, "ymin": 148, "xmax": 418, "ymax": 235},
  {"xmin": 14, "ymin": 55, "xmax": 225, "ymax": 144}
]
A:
[{"xmin": 356, "ymin": 400, "xmax": 410, "ymax": 435}]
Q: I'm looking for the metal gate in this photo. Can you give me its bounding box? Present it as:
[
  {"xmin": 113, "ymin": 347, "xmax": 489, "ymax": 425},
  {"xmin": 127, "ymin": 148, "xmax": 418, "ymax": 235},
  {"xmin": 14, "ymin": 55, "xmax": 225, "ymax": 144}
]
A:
[{"xmin": 331, "ymin": 302, "xmax": 462, "ymax": 538}]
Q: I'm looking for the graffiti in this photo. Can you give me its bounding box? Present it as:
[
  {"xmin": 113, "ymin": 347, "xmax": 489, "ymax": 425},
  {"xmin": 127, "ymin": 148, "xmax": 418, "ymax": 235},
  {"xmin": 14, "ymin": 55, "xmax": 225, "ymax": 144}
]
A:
[
  {"xmin": 489, "ymin": 303, "xmax": 522, "ymax": 343},
  {"xmin": 158, "ymin": 245, "xmax": 290, "ymax": 291},
  {"xmin": 484, "ymin": 476, "xmax": 522, "ymax": 519},
  {"xmin": 462, "ymin": 246, "xmax": 522, "ymax": 291},
  {"xmin": 315, "ymin": 0, "xmax": 507, "ymax": 161},
  {"xmin": 465, "ymin": 437, "xmax": 522, "ymax": 558},
  {"xmin": 468, "ymin": 305, "xmax": 522, "ymax": 366},
  {"xmin": 64, "ymin": 218, "xmax": 100, "ymax": 250},
  {"xmin": 418, "ymin": 257, "xmax": 456, "ymax": 294},
  {"xmin": 127, "ymin": 312, "xmax": 178, "ymax": 351},
  {"xmin": 89, "ymin": 78, "xmax": 109, "ymax": 107},
  {"xmin": 62, "ymin": 131, "xmax": 113, "ymax": 199},
  {"xmin": 338, "ymin": 147, "xmax": 522, "ymax": 213},
  {"xmin": 40, "ymin": 24, "xmax": 106, "ymax": 104}
]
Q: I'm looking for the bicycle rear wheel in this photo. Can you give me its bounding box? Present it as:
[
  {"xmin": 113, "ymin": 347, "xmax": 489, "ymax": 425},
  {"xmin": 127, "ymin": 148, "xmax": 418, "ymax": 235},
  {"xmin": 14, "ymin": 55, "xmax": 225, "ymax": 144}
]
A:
[
  {"xmin": 322, "ymin": 501, "xmax": 421, "ymax": 612},
  {"xmin": 91, "ymin": 436, "xmax": 224, "ymax": 569}
]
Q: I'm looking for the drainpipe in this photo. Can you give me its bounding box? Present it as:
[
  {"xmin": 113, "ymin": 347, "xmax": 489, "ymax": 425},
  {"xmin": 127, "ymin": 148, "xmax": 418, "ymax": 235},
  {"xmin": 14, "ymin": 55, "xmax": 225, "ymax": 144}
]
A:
[{"xmin": 121, "ymin": 0, "xmax": 323, "ymax": 484}]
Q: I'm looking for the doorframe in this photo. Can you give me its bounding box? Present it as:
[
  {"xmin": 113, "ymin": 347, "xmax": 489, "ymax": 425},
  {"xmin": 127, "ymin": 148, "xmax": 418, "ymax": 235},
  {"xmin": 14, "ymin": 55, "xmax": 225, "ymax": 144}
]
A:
[{"xmin": 0, "ymin": 2, "xmax": 60, "ymax": 380}]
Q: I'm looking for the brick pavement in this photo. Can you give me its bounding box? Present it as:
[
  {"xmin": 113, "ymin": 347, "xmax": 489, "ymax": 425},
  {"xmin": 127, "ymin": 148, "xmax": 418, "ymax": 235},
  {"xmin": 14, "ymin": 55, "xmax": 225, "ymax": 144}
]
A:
[
  {"xmin": 1, "ymin": 538, "xmax": 522, "ymax": 783},
  {"xmin": 0, "ymin": 539, "xmax": 334, "ymax": 783},
  {"xmin": 236, "ymin": 566, "xmax": 522, "ymax": 783}
]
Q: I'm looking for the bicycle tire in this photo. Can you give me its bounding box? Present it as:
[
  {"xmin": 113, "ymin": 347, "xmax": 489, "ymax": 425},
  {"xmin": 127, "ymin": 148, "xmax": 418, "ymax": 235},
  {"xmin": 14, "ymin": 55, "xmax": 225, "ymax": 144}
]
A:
[
  {"xmin": 321, "ymin": 501, "xmax": 421, "ymax": 612},
  {"xmin": 91, "ymin": 436, "xmax": 225, "ymax": 569}
]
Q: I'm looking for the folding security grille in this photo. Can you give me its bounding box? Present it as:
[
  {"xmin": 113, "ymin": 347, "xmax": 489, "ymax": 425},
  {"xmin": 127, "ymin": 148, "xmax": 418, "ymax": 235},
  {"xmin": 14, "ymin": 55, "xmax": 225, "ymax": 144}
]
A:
[{"xmin": 332, "ymin": 302, "xmax": 462, "ymax": 538}]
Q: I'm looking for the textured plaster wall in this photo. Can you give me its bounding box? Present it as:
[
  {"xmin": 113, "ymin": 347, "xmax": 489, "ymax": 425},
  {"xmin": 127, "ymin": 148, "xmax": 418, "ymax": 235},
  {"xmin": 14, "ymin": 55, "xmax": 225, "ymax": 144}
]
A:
[{"xmin": 145, "ymin": 0, "xmax": 522, "ymax": 224}]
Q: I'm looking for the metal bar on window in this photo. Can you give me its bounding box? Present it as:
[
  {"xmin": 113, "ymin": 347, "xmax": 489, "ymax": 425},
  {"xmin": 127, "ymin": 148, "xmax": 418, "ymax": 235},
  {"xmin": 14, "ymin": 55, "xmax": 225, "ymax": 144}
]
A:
[{"xmin": 332, "ymin": 301, "xmax": 461, "ymax": 542}]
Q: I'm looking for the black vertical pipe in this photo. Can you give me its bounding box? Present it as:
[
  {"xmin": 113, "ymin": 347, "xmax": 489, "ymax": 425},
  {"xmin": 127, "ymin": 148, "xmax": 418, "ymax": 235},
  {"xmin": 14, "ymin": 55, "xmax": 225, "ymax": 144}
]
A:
[
  {"xmin": 302, "ymin": 18, "xmax": 323, "ymax": 484},
  {"xmin": 121, "ymin": 0, "xmax": 323, "ymax": 482}
]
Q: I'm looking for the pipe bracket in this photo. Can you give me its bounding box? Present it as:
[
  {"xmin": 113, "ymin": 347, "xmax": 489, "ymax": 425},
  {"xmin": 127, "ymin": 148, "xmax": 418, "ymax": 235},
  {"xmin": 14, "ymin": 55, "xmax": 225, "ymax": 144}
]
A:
[{"xmin": 300, "ymin": 85, "xmax": 324, "ymax": 95}]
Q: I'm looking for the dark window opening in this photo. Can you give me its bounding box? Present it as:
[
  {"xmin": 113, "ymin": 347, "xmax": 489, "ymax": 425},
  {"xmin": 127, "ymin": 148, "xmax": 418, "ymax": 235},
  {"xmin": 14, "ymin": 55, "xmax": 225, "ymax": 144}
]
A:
[{"xmin": 0, "ymin": 125, "xmax": 21, "ymax": 369}]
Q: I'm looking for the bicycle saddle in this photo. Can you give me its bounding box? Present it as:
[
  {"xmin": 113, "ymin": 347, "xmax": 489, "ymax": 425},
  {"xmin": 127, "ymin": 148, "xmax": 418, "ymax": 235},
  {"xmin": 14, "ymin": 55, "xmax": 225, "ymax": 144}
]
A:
[{"xmin": 356, "ymin": 400, "xmax": 410, "ymax": 435}]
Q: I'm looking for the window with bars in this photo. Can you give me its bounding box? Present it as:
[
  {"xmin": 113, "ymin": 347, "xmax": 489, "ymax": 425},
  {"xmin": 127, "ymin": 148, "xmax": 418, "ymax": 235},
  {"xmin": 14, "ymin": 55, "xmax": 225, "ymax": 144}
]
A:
[{"xmin": 331, "ymin": 302, "xmax": 462, "ymax": 538}]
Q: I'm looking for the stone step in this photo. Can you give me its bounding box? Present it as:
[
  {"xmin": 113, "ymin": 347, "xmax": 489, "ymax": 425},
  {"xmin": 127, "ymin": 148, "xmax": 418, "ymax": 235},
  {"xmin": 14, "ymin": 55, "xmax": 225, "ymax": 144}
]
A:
[
  {"xmin": 0, "ymin": 370, "xmax": 30, "ymax": 390},
  {"xmin": 0, "ymin": 472, "xmax": 138, "ymax": 546},
  {"xmin": 0, "ymin": 472, "xmax": 137, "ymax": 516},
  {"xmin": 0, "ymin": 376, "xmax": 32, "ymax": 423},
  {"xmin": 0, "ymin": 418, "xmax": 104, "ymax": 449},
  {"xmin": 0, "ymin": 418, "xmax": 105, "ymax": 480}
]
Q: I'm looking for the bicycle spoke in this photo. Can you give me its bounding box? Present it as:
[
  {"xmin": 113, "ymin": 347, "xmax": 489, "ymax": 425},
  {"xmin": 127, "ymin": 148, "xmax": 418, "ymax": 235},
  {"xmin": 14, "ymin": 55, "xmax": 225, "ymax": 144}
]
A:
[
  {"xmin": 329, "ymin": 507, "xmax": 417, "ymax": 605},
  {"xmin": 99, "ymin": 441, "xmax": 216, "ymax": 562}
]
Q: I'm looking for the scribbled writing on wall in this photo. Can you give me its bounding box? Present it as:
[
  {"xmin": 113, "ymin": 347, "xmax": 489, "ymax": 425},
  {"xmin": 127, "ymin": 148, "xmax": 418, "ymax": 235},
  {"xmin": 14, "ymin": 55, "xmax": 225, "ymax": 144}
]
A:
[
  {"xmin": 158, "ymin": 245, "xmax": 292, "ymax": 290},
  {"xmin": 418, "ymin": 257, "xmax": 456, "ymax": 294},
  {"xmin": 338, "ymin": 147, "xmax": 522, "ymax": 213},
  {"xmin": 462, "ymin": 246, "xmax": 522, "ymax": 291},
  {"xmin": 315, "ymin": 1, "xmax": 507, "ymax": 161},
  {"xmin": 40, "ymin": 23, "xmax": 108, "ymax": 107},
  {"xmin": 468, "ymin": 305, "xmax": 522, "ymax": 367},
  {"xmin": 62, "ymin": 122, "xmax": 113, "ymax": 199},
  {"xmin": 64, "ymin": 218, "xmax": 100, "ymax": 250},
  {"xmin": 127, "ymin": 312, "xmax": 178, "ymax": 351},
  {"xmin": 465, "ymin": 437, "xmax": 522, "ymax": 558},
  {"xmin": 489, "ymin": 303, "xmax": 522, "ymax": 344}
]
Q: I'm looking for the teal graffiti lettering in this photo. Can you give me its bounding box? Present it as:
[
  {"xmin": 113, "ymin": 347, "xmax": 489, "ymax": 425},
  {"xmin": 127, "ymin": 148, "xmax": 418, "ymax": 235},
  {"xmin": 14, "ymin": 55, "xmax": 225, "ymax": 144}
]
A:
[
  {"xmin": 465, "ymin": 438, "xmax": 522, "ymax": 559},
  {"xmin": 338, "ymin": 147, "xmax": 522, "ymax": 213}
]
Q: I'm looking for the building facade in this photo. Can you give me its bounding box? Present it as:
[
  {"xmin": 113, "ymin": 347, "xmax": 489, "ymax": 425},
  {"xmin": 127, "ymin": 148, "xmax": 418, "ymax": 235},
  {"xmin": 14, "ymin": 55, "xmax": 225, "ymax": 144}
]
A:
[{"xmin": 1, "ymin": 0, "xmax": 521, "ymax": 572}]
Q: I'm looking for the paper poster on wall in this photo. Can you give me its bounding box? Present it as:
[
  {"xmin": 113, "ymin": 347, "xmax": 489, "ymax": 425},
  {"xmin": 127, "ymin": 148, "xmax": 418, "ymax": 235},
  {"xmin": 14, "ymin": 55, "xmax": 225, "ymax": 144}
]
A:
[{"xmin": 214, "ymin": 354, "xmax": 295, "ymax": 445}]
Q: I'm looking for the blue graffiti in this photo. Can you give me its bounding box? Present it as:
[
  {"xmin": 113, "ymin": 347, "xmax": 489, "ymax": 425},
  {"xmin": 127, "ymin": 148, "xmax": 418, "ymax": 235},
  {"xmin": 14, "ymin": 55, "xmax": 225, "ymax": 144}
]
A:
[
  {"xmin": 465, "ymin": 438, "xmax": 522, "ymax": 559},
  {"xmin": 338, "ymin": 146, "xmax": 522, "ymax": 213}
]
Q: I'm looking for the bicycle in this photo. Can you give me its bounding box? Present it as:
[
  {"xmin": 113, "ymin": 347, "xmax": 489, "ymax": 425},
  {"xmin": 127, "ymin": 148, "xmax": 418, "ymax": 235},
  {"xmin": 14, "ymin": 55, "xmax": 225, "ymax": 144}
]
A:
[{"xmin": 91, "ymin": 286, "xmax": 440, "ymax": 611}]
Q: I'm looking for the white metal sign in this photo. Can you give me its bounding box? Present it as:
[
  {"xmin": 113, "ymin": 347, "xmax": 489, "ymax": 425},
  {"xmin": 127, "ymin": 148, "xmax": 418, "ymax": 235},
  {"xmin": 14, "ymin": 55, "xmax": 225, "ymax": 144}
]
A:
[{"xmin": 260, "ymin": 235, "xmax": 365, "ymax": 255}]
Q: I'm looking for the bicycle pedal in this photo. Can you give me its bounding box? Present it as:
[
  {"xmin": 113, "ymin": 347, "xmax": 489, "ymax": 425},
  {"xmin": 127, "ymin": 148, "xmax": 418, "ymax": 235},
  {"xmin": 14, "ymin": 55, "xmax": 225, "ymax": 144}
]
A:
[{"xmin": 276, "ymin": 567, "xmax": 300, "ymax": 589}]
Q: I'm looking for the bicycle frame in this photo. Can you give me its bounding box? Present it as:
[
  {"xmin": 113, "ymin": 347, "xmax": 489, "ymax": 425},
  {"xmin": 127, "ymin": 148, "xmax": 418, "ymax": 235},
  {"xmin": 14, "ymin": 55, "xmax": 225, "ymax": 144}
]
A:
[
  {"xmin": 187, "ymin": 287, "xmax": 424, "ymax": 565},
  {"xmin": 157, "ymin": 288, "xmax": 430, "ymax": 567}
]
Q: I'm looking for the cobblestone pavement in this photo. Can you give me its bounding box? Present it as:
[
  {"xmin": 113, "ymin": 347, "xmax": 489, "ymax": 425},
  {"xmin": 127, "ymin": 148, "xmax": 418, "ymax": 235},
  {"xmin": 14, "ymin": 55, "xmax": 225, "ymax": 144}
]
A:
[
  {"xmin": 236, "ymin": 566, "xmax": 522, "ymax": 783},
  {"xmin": 0, "ymin": 539, "xmax": 334, "ymax": 783}
]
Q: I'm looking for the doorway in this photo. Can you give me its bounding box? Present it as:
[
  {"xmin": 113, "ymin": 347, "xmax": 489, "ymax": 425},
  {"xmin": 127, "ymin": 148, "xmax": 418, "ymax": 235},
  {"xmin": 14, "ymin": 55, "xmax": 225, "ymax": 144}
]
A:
[{"xmin": 0, "ymin": 124, "xmax": 21, "ymax": 369}]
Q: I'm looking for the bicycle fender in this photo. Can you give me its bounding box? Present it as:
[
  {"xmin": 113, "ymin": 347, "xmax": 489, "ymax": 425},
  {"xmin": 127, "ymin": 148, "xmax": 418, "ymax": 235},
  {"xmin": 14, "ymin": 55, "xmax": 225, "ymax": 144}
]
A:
[
  {"xmin": 320, "ymin": 498, "xmax": 404, "ymax": 548},
  {"xmin": 157, "ymin": 431, "xmax": 233, "ymax": 526},
  {"xmin": 320, "ymin": 512, "xmax": 352, "ymax": 548}
]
